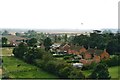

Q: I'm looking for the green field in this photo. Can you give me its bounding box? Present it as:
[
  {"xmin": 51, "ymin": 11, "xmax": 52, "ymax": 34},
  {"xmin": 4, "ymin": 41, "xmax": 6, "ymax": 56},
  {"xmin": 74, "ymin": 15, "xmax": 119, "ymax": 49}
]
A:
[
  {"xmin": 108, "ymin": 66, "xmax": 120, "ymax": 78},
  {"xmin": 2, "ymin": 56, "xmax": 58, "ymax": 79}
]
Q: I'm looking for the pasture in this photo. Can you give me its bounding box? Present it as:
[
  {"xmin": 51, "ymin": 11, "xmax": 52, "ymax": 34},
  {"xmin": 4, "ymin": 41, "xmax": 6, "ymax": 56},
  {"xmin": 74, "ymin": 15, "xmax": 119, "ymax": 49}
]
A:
[{"xmin": 2, "ymin": 56, "xmax": 58, "ymax": 79}]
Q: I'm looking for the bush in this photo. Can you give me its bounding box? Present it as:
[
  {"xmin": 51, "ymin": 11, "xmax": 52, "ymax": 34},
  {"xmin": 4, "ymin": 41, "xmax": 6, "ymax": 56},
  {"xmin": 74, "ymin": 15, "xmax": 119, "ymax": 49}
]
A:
[
  {"xmin": 53, "ymin": 54, "xmax": 64, "ymax": 57},
  {"xmin": 89, "ymin": 63, "xmax": 111, "ymax": 79},
  {"xmin": 101, "ymin": 55, "xmax": 120, "ymax": 67},
  {"xmin": 66, "ymin": 60, "xmax": 79, "ymax": 63},
  {"xmin": 81, "ymin": 62, "xmax": 97, "ymax": 70},
  {"xmin": 68, "ymin": 68, "xmax": 85, "ymax": 79},
  {"xmin": 44, "ymin": 61, "xmax": 57, "ymax": 74},
  {"xmin": 63, "ymin": 56, "xmax": 71, "ymax": 60},
  {"xmin": 59, "ymin": 65, "xmax": 74, "ymax": 78}
]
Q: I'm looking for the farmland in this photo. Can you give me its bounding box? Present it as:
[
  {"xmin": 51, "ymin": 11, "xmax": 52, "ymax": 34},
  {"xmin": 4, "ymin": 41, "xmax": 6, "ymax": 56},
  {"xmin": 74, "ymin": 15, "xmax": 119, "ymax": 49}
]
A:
[
  {"xmin": 1, "ymin": 48, "xmax": 58, "ymax": 79},
  {"xmin": 2, "ymin": 56, "xmax": 58, "ymax": 79}
]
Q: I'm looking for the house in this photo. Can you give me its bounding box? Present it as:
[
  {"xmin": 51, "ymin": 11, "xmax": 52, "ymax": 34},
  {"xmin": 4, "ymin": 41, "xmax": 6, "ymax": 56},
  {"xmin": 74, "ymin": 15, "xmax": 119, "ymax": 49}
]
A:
[
  {"xmin": 58, "ymin": 43, "xmax": 110, "ymax": 65},
  {"xmin": 100, "ymin": 49, "xmax": 110, "ymax": 59},
  {"xmin": 59, "ymin": 43, "xmax": 70, "ymax": 53},
  {"xmin": 81, "ymin": 48, "xmax": 95, "ymax": 59},
  {"xmin": 80, "ymin": 59, "xmax": 93, "ymax": 65},
  {"xmin": 68, "ymin": 45, "xmax": 87, "ymax": 55},
  {"xmin": 79, "ymin": 46, "xmax": 87, "ymax": 54},
  {"xmin": 2, "ymin": 35, "xmax": 28, "ymax": 46},
  {"xmin": 93, "ymin": 55, "xmax": 101, "ymax": 63}
]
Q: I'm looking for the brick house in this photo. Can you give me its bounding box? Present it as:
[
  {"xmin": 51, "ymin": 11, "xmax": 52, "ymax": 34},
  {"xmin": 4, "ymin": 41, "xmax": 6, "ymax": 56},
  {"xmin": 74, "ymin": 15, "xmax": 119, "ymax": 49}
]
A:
[
  {"xmin": 60, "ymin": 44, "xmax": 70, "ymax": 53},
  {"xmin": 100, "ymin": 49, "xmax": 110, "ymax": 59},
  {"xmin": 80, "ymin": 48, "xmax": 110, "ymax": 65},
  {"xmin": 80, "ymin": 59, "xmax": 93, "ymax": 65},
  {"xmin": 59, "ymin": 44, "xmax": 110, "ymax": 65}
]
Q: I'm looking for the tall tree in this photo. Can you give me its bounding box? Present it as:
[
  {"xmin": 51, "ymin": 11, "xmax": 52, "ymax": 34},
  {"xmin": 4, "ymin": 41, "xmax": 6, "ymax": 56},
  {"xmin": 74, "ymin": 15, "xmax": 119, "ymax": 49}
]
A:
[
  {"xmin": 2, "ymin": 30, "xmax": 9, "ymax": 35},
  {"xmin": 90, "ymin": 63, "xmax": 111, "ymax": 79},
  {"xmin": 54, "ymin": 35, "xmax": 57, "ymax": 43},
  {"xmin": 13, "ymin": 42, "xmax": 28, "ymax": 59},
  {"xmin": 43, "ymin": 37, "xmax": 52, "ymax": 51},
  {"xmin": 64, "ymin": 34, "xmax": 68, "ymax": 42},
  {"xmin": 2, "ymin": 37, "xmax": 7, "ymax": 45},
  {"xmin": 27, "ymin": 38, "xmax": 37, "ymax": 47}
]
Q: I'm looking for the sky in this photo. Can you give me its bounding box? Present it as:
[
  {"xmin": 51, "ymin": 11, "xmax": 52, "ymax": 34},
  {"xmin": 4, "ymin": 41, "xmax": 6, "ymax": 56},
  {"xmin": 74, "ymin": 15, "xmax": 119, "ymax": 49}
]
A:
[{"xmin": 0, "ymin": 0, "xmax": 119, "ymax": 30}]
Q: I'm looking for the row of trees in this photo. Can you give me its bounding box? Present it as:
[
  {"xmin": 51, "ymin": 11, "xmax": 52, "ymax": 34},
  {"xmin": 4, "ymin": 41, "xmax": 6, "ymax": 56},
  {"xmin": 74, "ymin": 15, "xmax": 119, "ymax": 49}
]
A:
[{"xmin": 71, "ymin": 32, "xmax": 120, "ymax": 55}]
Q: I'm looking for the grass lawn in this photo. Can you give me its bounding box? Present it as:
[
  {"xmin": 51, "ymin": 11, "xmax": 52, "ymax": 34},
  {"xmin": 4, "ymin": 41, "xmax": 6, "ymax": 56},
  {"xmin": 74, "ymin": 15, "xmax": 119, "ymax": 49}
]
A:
[
  {"xmin": 2, "ymin": 56, "xmax": 58, "ymax": 79},
  {"xmin": 82, "ymin": 70, "xmax": 92, "ymax": 78},
  {"xmin": 1, "ymin": 47, "xmax": 14, "ymax": 56},
  {"xmin": 108, "ymin": 66, "xmax": 120, "ymax": 79}
]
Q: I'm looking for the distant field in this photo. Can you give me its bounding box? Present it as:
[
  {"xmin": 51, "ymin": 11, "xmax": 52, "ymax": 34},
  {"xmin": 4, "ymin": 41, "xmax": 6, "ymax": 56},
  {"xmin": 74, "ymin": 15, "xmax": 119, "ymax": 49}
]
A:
[
  {"xmin": 2, "ymin": 56, "xmax": 58, "ymax": 79},
  {"xmin": 1, "ymin": 47, "xmax": 14, "ymax": 56}
]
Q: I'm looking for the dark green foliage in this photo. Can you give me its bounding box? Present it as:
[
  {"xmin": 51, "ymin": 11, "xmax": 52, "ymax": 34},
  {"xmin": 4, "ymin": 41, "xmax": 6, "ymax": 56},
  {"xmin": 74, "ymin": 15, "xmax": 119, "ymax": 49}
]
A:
[
  {"xmin": 101, "ymin": 55, "xmax": 120, "ymax": 67},
  {"xmin": 68, "ymin": 68, "xmax": 85, "ymax": 79},
  {"xmin": 82, "ymin": 62, "xmax": 97, "ymax": 70},
  {"xmin": 71, "ymin": 31, "xmax": 119, "ymax": 55},
  {"xmin": 53, "ymin": 54, "xmax": 64, "ymax": 57},
  {"xmin": 106, "ymin": 39, "xmax": 119, "ymax": 55},
  {"xmin": 13, "ymin": 42, "xmax": 28, "ymax": 59},
  {"xmin": 66, "ymin": 60, "xmax": 79, "ymax": 63},
  {"xmin": 2, "ymin": 37, "xmax": 8, "ymax": 45},
  {"xmin": 63, "ymin": 56, "xmax": 71, "ymax": 60},
  {"xmin": 59, "ymin": 65, "xmax": 73, "ymax": 78},
  {"xmin": 64, "ymin": 34, "xmax": 68, "ymax": 42},
  {"xmin": 89, "ymin": 63, "xmax": 111, "ymax": 79},
  {"xmin": 13, "ymin": 42, "xmax": 85, "ymax": 79},
  {"xmin": 27, "ymin": 38, "xmax": 37, "ymax": 47},
  {"xmin": 43, "ymin": 37, "xmax": 52, "ymax": 51},
  {"xmin": 23, "ymin": 48, "xmax": 43, "ymax": 63}
]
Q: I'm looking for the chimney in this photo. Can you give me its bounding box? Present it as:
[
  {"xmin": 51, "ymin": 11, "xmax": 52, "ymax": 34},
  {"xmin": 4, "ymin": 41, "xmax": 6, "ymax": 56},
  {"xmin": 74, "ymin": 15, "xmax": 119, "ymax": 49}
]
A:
[
  {"xmin": 104, "ymin": 49, "xmax": 107, "ymax": 52},
  {"xmin": 88, "ymin": 45, "xmax": 90, "ymax": 49}
]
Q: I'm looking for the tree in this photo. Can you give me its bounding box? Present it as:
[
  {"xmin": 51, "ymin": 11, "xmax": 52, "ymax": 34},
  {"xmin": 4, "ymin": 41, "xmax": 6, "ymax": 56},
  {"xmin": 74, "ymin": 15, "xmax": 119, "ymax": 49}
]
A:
[
  {"xmin": 23, "ymin": 48, "xmax": 43, "ymax": 63},
  {"xmin": 13, "ymin": 42, "xmax": 28, "ymax": 59},
  {"xmin": 106, "ymin": 39, "xmax": 118, "ymax": 55},
  {"xmin": 27, "ymin": 38, "xmax": 37, "ymax": 47},
  {"xmin": 43, "ymin": 37, "xmax": 52, "ymax": 51},
  {"xmin": 15, "ymin": 32, "xmax": 21, "ymax": 36},
  {"xmin": 59, "ymin": 65, "xmax": 73, "ymax": 78},
  {"xmin": 2, "ymin": 37, "xmax": 7, "ymax": 45},
  {"xmin": 89, "ymin": 63, "xmax": 111, "ymax": 79},
  {"xmin": 2, "ymin": 30, "xmax": 9, "ymax": 35},
  {"xmin": 68, "ymin": 68, "xmax": 85, "ymax": 79},
  {"xmin": 64, "ymin": 34, "xmax": 68, "ymax": 42},
  {"xmin": 54, "ymin": 35, "xmax": 57, "ymax": 43}
]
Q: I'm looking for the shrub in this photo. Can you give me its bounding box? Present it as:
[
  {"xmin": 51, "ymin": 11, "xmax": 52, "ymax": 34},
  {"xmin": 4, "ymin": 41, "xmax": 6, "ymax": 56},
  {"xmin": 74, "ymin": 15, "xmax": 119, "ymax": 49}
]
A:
[
  {"xmin": 63, "ymin": 56, "xmax": 71, "ymax": 60},
  {"xmin": 89, "ymin": 63, "xmax": 111, "ymax": 79},
  {"xmin": 101, "ymin": 55, "xmax": 120, "ymax": 67},
  {"xmin": 44, "ymin": 60, "xmax": 57, "ymax": 74},
  {"xmin": 81, "ymin": 62, "xmax": 97, "ymax": 70},
  {"xmin": 53, "ymin": 54, "xmax": 64, "ymax": 57},
  {"xmin": 68, "ymin": 68, "xmax": 85, "ymax": 79},
  {"xmin": 66, "ymin": 60, "xmax": 79, "ymax": 63},
  {"xmin": 59, "ymin": 65, "xmax": 74, "ymax": 78}
]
